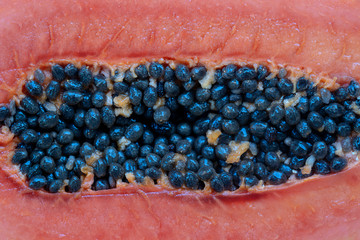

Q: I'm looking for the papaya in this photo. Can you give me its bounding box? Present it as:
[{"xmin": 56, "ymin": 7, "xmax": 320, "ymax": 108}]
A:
[{"xmin": 1, "ymin": 0, "xmax": 360, "ymax": 239}]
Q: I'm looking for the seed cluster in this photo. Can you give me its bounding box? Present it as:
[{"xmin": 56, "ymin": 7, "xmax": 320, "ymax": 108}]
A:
[{"xmin": 0, "ymin": 62, "xmax": 359, "ymax": 193}]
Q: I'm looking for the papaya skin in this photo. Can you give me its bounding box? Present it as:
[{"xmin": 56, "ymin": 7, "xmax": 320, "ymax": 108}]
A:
[{"xmin": 0, "ymin": 0, "xmax": 360, "ymax": 239}]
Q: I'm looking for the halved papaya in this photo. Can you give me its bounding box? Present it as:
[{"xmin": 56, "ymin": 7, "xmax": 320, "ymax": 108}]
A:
[{"xmin": 1, "ymin": 0, "xmax": 360, "ymax": 239}]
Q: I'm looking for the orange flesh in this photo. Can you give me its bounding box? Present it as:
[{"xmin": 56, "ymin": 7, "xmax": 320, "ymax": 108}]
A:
[{"xmin": 1, "ymin": 0, "xmax": 360, "ymax": 239}]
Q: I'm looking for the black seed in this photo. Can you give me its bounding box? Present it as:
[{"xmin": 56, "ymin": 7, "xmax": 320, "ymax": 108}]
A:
[
  {"xmin": 93, "ymin": 133, "xmax": 110, "ymax": 151},
  {"xmin": 309, "ymin": 94, "xmax": 323, "ymax": 111},
  {"xmin": 29, "ymin": 150, "xmax": 45, "ymax": 164},
  {"xmin": 215, "ymin": 96, "xmax": 229, "ymax": 111},
  {"xmin": 54, "ymin": 165, "xmax": 68, "ymax": 180},
  {"xmin": 38, "ymin": 112, "xmax": 59, "ymax": 129},
  {"xmin": 0, "ymin": 106, "xmax": 9, "ymax": 122},
  {"xmin": 279, "ymin": 164, "xmax": 292, "ymax": 178},
  {"xmin": 334, "ymin": 87, "xmax": 348, "ymax": 103},
  {"xmin": 27, "ymin": 164, "xmax": 42, "ymax": 179},
  {"xmin": 185, "ymin": 171, "xmax": 199, "ymax": 189},
  {"xmin": 210, "ymin": 84, "xmax": 226, "ymax": 100},
  {"xmin": 234, "ymin": 127, "xmax": 250, "ymax": 142},
  {"xmin": 56, "ymin": 128, "xmax": 73, "ymax": 145},
  {"xmin": 257, "ymin": 65, "xmax": 268, "ymax": 80},
  {"xmin": 63, "ymin": 141, "xmax": 80, "ymax": 155},
  {"xmin": 263, "ymin": 127, "xmax": 277, "ymax": 142},
  {"xmin": 314, "ymin": 160, "xmax": 330, "ymax": 175},
  {"xmin": 144, "ymin": 153, "xmax": 160, "ymax": 168},
  {"xmin": 174, "ymin": 139, "xmax": 190, "ymax": 154},
  {"xmin": 254, "ymin": 163, "xmax": 269, "ymax": 180},
  {"xmin": 64, "ymin": 79, "xmax": 82, "ymax": 91},
  {"xmin": 128, "ymin": 86, "xmax": 143, "ymax": 105},
  {"xmin": 241, "ymin": 80, "xmax": 257, "ymax": 93},
  {"xmin": 290, "ymin": 140, "xmax": 308, "ymax": 157},
  {"xmin": 245, "ymin": 175, "xmax": 259, "ymax": 187},
  {"xmin": 289, "ymin": 156, "xmax": 305, "ymax": 169},
  {"xmin": 236, "ymin": 67, "xmax": 256, "ymax": 80},
  {"xmin": 152, "ymin": 106, "xmax": 170, "ymax": 125},
  {"xmin": 263, "ymin": 78, "xmax": 278, "ymax": 89},
  {"xmin": 80, "ymin": 92, "xmax": 93, "ymax": 109},
  {"xmin": 113, "ymin": 82, "xmax": 129, "ymax": 95},
  {"xmin": 10, "ymin": 121, "xmax": 28, "ymax": 135},
  {"xmin": 91, "ymin": 91, "xmax": 106, "ymax": 108},
  {"xmin": 147, "ymin": 62, "xmax": 164, "ymax": 78},
  {"xmin": 78, "ymin": 66, "xmax": 93, "ymax": 87},
  {"xmin": 64, "ymin": 64, "xmax": 78, "ymax": 78},
  {"xmin": 269, "ymin": 105, "xmax": 285, "ymax": 125},
  {"xmin": 250, "ymin": 110, "xmax": 268, "ymax": 122},
  {"xmin": 124, "ymin": 122, "xmax": 143, "ymax": 142},
  {"xmin": 72, "ymin": 109, "xmax": 85, "ymax": 128},
  {"xmin": 296, "ymin": 77, "xmax": 309, "ymax": 91},
  {"xmin": 164, "ymin": 81, "xmax": 180, "ymax": 97},
  {"xmin": 330, "ymin": 157, "xmax": 347, "ymax": 172},
  {"xmin": 238, "ymin": 160, "xmax": 254, "ymax": 176},
  {"xmin": 295, "ymin": 97, "xmax": 308, "ymax": 115},
  {"xmin": 68, "ymin": 176, "xmax": 81, "ymax": 192},
  {"xmin": 221, "ymin": 103, "xmax": 238, "ymax": 119},
  {"xmin": 285, "ymin": 107, "xmax": 301, "ymax": 125},
  {"xmin": 47, "ymin": 144, "xmax": 62, "ymax": 160},
  {"xmin": 353, "ymin": 136, "xmax": 360, "ymax": 150},
  {"xmin": 15, "ymin": 111, "xmax": 27, "ymax": 122},
  {"xmin": 20, "ymin": 96, "xmax": 39, "ymax": 115},
  {"xmin": 296, "ymin": 120, "xmax": 312, "ymax": 138},
  {"xmin": 94, "ymin": 74, "xmax": 108, "ymax": 92},
  {"xmin": 48, "ymin": 179, "xmax": 63, "ymax": 193},
  {"xmin": 337, "ymin": 123, "xmax": 351, "ymax": 137},
  {"xmin": 227, "ymin": 79, "xmax": 241, "ymax": 90},
  {"xmin": 347, "ymin": 80, "xmax": 360, "ymax": 98},
  {"xmin": 108, "ymin": 127, "xmax": 123, "ymax": 142},
  {"xmin": 265, "ymin": 152, "xmax": 280, "ymax": 170},
  {"xmin": 312, "ymin": 141, "xmax": 328, "ymax": 159},
  {"xmin": 222, "ymin": 64, "xmax": 237, "ymax": 80},
  {"xmin": 325, "ymin": 103, "xmax": 345, "ymax": 118},
  {"xmin": 183, "ymin": 79, "xmax": 197, "ymax": 91},
  {"xmin": 25, "ymin": 80, "xmax": 43, "ymax": 97},
  {"xmin": 29, "ymin": 175, "xmax": 47, "ymax": 190},
  {"xmin": 36, "ymin": 132, "xmax": 53, "ymax": 149},
  {"xmin": 190, "ymin": 66, "xmax": 206, "ymax": 81},
  {"xmin": 12, "ymin": 148, "xmax": 28, "ymax": 164},
  {"xmin": 188, "ymin": 102, "xmax": 209, "ymax": 116},
  {"xmin": 324, "ymin": 117, "xmax": 336, "ymax": 134},
  {"xmin": 40, "ymin": 156, "xmax": 56, "ymax": 174},
  {"xmin": 174, "ymin": 64, "xmax": 190, "ymax": 82},
  {"xmin": 26, "ymin": 115, "xmax": 37, "ymax": 128},
  {"xmin": 34, "ymin": 69, "xmax": 45, "ymax": 83},
  {"xmin": 307, "ymin": 111, "xmax": 324, "ymax": 130},
  {"xmin": 168, "ymin": 170, "xmax": 184, "ymax": 188},
  {"xmin": 134, "ymin": 64, "xmax": 148, "ymax": 79},
  {"xmin": 143, "ymin": 86, "xmax": 158, "ymax": 107},
  {"xmin": 145, "ymin": 167, "xmax": 162, "ymax": 180},
  {"xmin": 51, "ymin": 64, "xmax": 65, "ymax": 81},
  {"xmin": 221, "ymin": 119, "xmax": 239, "ymax": 135},
  {"xmin": 235, "ymin": 106, "xmax": 250, "ymax": 126},
  {"xmin": 267, "ymin": 171, "xmax": 287, "ymax": 185},
  {"xmin": 85, "ymin": 108, "xmax": 101, "ymax": 130},
  {"xmin": 178, "ymin": 92, "xmax": 194, "ymax": 107},
  {"xmin": 210, "ymin": 175, "xmax": 225, "ymax": 192},
  {"xmin": 264, "ymin": 87, "xmax": 281, "ymax": 101},
  {"xmin": 94, "ymin": 159, "xmax": 107, "ymax": 178},
  {"xmin": 277, "ymin": 78, "xmax": 294, "ymax": 95},
  {"xmin": 175, "ymin": 123, "xmax": 190, "ymax": 137},
  {"xmin": 215, "ymin": 144, "xmax": 231, "ymax": 161},
  {"xmin": 342, "ymin": 111, "xmax": 356, "ymax": 124},
  {"xmin": 197, "ymin": 165, "xmax": 215, "ymax": 181},
  {"xmin": 59, "ymin": 103, "xmax": 74, "ymax": 121},
  {"xmin": 20, "ymin": 129, "xmax": 38, "ymax": 144},
  {"xmin": 250, "ymin": 121, "xmax": 268, "ymax": 137},
  {"xmin": 254, "ymin": 96, "xmax": 270, "ymax": 111},
  {"xmin": 101, "ymin": 106, "xmax": 115, "ymax": 128},
  {"xmin": 108, "ymin": 162, "xmax": 124, "ymax": 180}
]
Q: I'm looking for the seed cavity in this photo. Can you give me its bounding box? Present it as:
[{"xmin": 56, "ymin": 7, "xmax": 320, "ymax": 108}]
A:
[{"xmin": 0, "ymin": 61, "xmax": 359, "ymax": 193}]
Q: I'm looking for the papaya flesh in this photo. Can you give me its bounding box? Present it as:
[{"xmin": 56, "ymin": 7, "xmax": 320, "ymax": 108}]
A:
[{"xmin": 1, "ymin": 0, "xmax": 360, "ymax": 239}]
